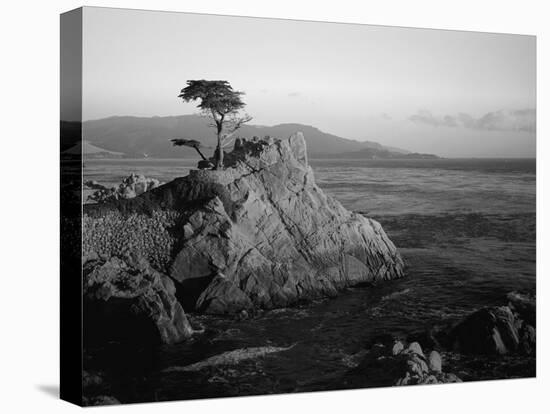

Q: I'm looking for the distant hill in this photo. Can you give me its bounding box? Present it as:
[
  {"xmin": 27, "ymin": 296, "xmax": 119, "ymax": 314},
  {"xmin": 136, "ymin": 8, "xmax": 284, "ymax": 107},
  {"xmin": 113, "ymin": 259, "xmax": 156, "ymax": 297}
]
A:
[
  {"xmin": 62, "ymin": 140, "xmax": 125, "ymax": 158},
  {"xmin": 60, "ymin": 121, "xmax": 82, "ymax": 152},
  {"xmin": 335, "ymin": 147, "xmax": 440, "ymax": 160},
  {"xmin": 80, "ymin": 114, "xmax": 436, "ymax": 159}
]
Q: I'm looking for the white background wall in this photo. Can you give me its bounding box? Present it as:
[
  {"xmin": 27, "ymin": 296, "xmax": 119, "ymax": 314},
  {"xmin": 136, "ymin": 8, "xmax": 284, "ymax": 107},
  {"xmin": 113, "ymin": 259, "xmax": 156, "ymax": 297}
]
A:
[{"xmin": 1, "ymin": 1, "xmax": 547, "ymax": 413}]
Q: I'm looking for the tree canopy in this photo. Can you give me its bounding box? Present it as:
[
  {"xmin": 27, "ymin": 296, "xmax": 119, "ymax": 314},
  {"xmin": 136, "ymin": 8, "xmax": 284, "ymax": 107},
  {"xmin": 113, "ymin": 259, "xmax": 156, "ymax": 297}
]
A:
[
  {"xmin": 178, "ymin": 80, "xmax": 252, "ymax": 169},
  {"xmin": 178, "ymin": 80, "xmax": 246, "ymax": 116}
]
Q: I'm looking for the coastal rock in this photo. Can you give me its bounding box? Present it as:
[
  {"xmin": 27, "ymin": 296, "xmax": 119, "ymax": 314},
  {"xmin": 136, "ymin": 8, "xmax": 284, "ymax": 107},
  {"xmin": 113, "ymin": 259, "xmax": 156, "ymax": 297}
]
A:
[
  {"xmin": 450, "ymin": 301, "xmax": 535, "ymax": 356},
  {"xmin": 399, "ymin": 372, "xmax": 461, "ymax": 386},
  {"xmin": 428, "ymin": 350, "xmax": 442, "ymax": 373},
  {"xmin": 392, "ymin": 340, "xmax": 404, "ymax": 355},
  {"xmin": 406, "ymin": 352, "xmax": 429, "ymax": 377},
  {"xmin": 520, "ymin": 325, "xmax": 536, "ymax": 355},
  {"xmin": 406, "ymin": 341, "xmax": 424, "ymax": 357},
  {"xmin": 86, "ymin": 173, "xmax": 162, "ymax": 203},
  {"xmin": 84, "ymin": 132, "xmax": 404, "ymax": 314},
  {"xmin": 507, "ymin": 291, "xmax": 536, "ymax": 326},
  {"xmin": 83, "ymin": 255, "xmax": 194, "ymax": 344},
  {"xmin": 356, "ymin": 341, "xmax": 461, "ymax": 386}
]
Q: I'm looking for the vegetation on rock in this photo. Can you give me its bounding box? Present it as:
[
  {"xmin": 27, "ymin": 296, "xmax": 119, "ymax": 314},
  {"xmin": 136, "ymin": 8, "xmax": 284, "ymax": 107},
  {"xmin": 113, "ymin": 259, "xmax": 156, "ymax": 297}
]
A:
[{"xmin": 177, "ymin": 80, "xmax": 252, "ymax": 169}]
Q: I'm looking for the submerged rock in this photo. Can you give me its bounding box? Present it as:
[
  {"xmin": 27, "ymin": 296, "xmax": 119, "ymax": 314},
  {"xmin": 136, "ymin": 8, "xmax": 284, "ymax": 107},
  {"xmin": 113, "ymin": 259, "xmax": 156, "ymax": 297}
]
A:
[
  {"xmin": 84, "ymin": 132, "xmax": 404, "ymax": 314},
  {"xmin": 83, "ymin": 255, "xmax": 194, "ymax": 344}
]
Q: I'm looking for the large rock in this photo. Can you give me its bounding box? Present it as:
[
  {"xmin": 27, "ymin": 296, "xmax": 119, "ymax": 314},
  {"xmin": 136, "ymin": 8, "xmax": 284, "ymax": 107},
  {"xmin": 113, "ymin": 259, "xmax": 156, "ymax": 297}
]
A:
[
  {"xmin": 449, "ymin": 301, "xmax": 535, "ymax": 356},
  {"xmin": 83, "ymin": 255, "xmax": 194, "ymax": 344},
  {"xmin": 84, "ymin": 132, "xmax": 404, "ymax": 314}
]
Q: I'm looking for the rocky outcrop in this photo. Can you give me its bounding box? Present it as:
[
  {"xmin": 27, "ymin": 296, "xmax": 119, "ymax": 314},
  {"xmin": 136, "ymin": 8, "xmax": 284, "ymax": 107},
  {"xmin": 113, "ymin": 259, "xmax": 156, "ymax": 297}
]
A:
[
  {"xmin": 355, "ymin": 340, "xmax": 461, "ymax": 386},
  {"xmin": 393, "ymin": 342, "xmax": 462, "ymax": 385},
  {"xmin": 83, "ymin": 254, "xmax": 194, "ymax": 344},
  {"xmin": 85, "ymin": 173, "xmax": 162, "ymax": 204},
  {"xmin": 84, "ymin": 133, "xmax": 404, "ymax": 315},
  {"xmin": 449, "ymin": 292, "xmax": 536, "ymax": 356}
]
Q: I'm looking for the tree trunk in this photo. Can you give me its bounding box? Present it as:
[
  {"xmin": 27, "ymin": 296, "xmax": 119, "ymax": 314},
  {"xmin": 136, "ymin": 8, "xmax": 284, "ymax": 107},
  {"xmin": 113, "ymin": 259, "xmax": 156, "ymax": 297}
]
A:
[
  {"xmin": 194, "ymin": 147, "xmax": 207, "ymax": 161},
  {"xmin": 215, "ymin": 133, "xmax": 224, "ymax": 169},
  {"xmin": 215, "ymin": 120, "xmax": 224, "ymax": 170}
]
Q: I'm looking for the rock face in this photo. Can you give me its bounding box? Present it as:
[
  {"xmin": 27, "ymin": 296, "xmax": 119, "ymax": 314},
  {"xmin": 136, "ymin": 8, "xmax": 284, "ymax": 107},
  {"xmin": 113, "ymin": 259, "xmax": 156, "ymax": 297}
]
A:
[
  {"xmin": 84, "ymin": 133, "xmax": 404, "ymax": 315},
  {"xmin": 83, "ymin": 254, "xmax": 194, "ymax": 344},
  {"xmin": 449, "ymin": 292, "xmax": 536, "ymax": 356}
]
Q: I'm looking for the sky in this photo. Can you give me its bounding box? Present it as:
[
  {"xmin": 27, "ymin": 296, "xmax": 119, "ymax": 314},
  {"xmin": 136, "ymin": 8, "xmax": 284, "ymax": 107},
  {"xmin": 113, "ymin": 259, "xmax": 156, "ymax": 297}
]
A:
[{"xmin": 80, "ymin": 7, "xmax": 536, "ymax": 157}]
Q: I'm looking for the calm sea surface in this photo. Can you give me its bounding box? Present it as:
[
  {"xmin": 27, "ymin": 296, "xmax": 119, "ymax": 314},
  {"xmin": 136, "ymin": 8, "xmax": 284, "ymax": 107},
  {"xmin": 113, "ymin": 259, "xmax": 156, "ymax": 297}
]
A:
[{"xmin": 83, "ymin": 158, "xmax": 536, "ymax": 402}]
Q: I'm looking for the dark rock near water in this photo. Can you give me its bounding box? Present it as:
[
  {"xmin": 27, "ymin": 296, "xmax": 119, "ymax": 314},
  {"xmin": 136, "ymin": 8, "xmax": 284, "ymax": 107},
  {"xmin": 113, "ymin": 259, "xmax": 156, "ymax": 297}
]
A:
[
  {"xmin": 84, "ymin": 132, "xmax": 404, "ymax": 315},
  {"xmin": 520, "ymin": 324, "xmax": 536, "ymax": 355},
  {"xmin": 449, "ymin": 292, "xmax": 536, "ymax": 356},
  {"xmin": 83, "ymin": 254, "xmax": 194, "ymax": 344},
  {"xmin": 507, "ymin": 291, "xmax": 536, "ymax": 326},
  {"xmin": 451, "ymin": 306, "xmax": 519, "ymax": 355}
]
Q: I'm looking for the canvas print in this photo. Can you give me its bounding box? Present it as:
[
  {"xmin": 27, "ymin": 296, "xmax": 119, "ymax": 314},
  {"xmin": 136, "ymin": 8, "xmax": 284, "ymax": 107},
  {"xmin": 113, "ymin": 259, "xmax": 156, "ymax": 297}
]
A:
[{"xmin": 60, "ymin": 7, "xmax": 536, "ymax": 406}]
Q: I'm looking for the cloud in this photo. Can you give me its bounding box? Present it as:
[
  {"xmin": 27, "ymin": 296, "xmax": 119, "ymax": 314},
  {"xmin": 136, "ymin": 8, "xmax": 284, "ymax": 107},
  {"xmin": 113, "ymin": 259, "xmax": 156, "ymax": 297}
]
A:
[
  {"xmin": 409, "ymin": 110, "xmax": 457, "ymax": 127},
  {"xmin": 287, "ymin": 91, "xmax": 301, "ymax": 97},
  {"xmin": 409, "ymin": 108, "xmax": 535, "ymax": 133},
  {"xmin": 380, "ymin": 112, "xmax": 392, "ymax": 120}
]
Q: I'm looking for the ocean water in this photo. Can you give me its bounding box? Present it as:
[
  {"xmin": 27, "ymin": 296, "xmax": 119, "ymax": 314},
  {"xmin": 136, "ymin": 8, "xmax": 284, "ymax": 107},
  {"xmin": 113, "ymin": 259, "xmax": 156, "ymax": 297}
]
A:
[{"xmin": 83, "ymin": 158, "xmax": 536, "ymax": 403}]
